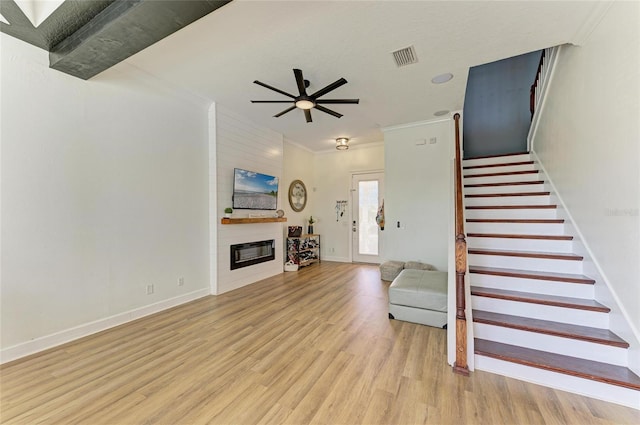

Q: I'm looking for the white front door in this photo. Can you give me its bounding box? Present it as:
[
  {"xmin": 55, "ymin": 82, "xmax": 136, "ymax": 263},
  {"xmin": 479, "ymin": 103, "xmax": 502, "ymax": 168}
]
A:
[{"xmin": 351, "ymin": 172, "xmax": 384, "ymax": 263}]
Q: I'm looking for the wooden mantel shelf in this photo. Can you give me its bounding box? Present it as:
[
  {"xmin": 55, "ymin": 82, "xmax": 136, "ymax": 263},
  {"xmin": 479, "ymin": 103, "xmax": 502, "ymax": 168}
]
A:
[{"xmin": 221, "ymin": 217, "xmax": 287, "ymax": 225}]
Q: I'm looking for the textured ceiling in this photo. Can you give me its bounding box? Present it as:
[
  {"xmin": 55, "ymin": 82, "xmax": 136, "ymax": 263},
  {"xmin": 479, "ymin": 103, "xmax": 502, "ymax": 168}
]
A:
[
  {"xmin": 2, "ymin": 0, "xmax": 609, "ymax": 152},
  {"xmin": 119, "ymin": 1, "xmax": 606, "ymax": 151}
]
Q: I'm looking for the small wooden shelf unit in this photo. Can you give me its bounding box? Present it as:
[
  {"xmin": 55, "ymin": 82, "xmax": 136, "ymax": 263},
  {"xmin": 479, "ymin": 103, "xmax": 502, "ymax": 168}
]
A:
[
  {"xmin": 287, "ymin": 234, "xmax": 320, "ymax": 268},
  {"xmin": 221, "ymin": 217, "xmax": 287, "ymax": 224}
]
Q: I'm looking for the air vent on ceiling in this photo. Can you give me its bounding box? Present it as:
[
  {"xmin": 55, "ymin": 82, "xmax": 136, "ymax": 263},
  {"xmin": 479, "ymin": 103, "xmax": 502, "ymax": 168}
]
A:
[{"xmin": 392, "ymin": 45, "xmax": 418, "ymax": 67}]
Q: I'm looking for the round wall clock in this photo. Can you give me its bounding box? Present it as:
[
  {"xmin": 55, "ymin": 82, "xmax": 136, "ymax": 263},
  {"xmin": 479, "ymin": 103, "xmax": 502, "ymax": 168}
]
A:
[{"xmin": 288, "ymin": 180, "xmax": 307, "ymax": 212}]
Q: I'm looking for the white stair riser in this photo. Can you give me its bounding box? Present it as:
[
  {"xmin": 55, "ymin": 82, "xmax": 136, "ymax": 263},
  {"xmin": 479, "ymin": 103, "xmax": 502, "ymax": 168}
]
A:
[
  {"xmin": 464, "ymin": 173, "xmax": 541, "ymax": 185},
  {"xmin": 462, "ymin": 154, "xmax": 532, "ymax": 167},
  {"xmin": 464, "ymin": 163, "xmax": 537, "ymax": 176},
  {"xmin": 470, "ymin": 273, "xmax": 595, "ymax": 299},
  {"xmin": 466, "ymin": 222, "xmax": 565, "ymax": 235},
  {"xmin": 474, "ymin": 324, "xmax": 626, "ymax": 366},
  {"xmin": 465, "ymin": 195, "xmax": 551, "ymax": 206},
  {"xmin": 469, "ymin": 253, "xmax": 583, "ymax": 274},
  {"xmin": 464, "ymin": 183, "xmax": 546, "ymax": 195},
  {"xmin": 472, "ymin": 296, "xmax": 608, "ymax": 328},
  {"xmin": 466, "ymin": 208, "xmax": 557, "ymax": 220},
  {"xmin": 467, "ymin": 237, "xmax": 573, "ymax": 253},
  {"xmin": 474, "ymin": 356, "xmax": 640, "ymax": 409}
]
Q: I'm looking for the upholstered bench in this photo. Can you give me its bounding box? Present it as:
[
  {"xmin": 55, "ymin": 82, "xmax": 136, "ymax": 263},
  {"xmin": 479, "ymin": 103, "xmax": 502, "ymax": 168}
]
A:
[{"xmin": 388, "ymin": 269, "xmax": 448, "ymax": 328}]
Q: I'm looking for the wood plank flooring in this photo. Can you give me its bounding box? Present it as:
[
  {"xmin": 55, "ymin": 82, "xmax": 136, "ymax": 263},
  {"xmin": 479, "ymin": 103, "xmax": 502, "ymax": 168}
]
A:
[{"xmin": 1, "ymin": 262, "xmax": 638, "ymax": 424}]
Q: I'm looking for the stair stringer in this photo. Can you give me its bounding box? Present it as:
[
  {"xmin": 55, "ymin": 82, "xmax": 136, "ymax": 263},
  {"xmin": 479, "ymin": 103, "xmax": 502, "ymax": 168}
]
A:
[
  {"xmin": 475, "ymin": 355, "xmax": 640, "ymax": 409},
  {"xmin": 531, "ymin": 150, "xmax": 640, "ymax": 378}
]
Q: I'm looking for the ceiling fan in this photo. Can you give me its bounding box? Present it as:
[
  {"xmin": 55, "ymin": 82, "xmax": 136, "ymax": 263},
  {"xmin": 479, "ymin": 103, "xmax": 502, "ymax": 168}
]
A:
[{"xmin": 251, "ymin": 69, "xmax": 359, "ymax": 123}]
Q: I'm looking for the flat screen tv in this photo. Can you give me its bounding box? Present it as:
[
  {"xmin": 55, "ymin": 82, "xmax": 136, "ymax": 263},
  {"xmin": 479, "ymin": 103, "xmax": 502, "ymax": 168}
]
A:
[{"xmin": 232, "ymin": 168, "xmax": 279, "ymax": 210}]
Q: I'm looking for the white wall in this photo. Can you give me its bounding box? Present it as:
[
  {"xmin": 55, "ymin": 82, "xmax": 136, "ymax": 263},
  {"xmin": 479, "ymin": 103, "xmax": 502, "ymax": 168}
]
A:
[
  {"xmin": 312, "ymin": 144, "xmax": 384, "ymax": 262},
  {"xmin": 282, "ymin": 140, "xmax": 315, "ymax": 229},
  {"xmin": 1, "ymin": 35, "xmax": 211, "ymax": 360},
  {"xmin": 383, "ymin": 120, "xmax": 453, "ymax": 270},
  {"xmin": 532, "ymin": 1, "xmax": 640, "ymax": 355},
  {"xmin": 213, "ymin": 107, "xmax": 285, "ymax": 294}
]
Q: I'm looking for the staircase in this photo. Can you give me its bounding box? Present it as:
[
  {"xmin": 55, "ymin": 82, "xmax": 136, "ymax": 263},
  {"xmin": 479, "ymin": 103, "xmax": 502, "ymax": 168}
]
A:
[{"xmin": 463, "ymin": 152, "xmax": 640, "ymax": 408}]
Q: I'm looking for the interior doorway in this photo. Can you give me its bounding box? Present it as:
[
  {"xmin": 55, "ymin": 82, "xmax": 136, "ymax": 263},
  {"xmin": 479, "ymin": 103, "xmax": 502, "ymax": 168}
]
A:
[{"xmin": 351, "ymin": 172, "xmax": 384, "ymax": 263}]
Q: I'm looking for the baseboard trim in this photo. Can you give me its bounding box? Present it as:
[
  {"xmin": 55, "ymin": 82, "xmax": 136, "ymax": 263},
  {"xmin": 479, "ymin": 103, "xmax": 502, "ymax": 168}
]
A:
[
  {"xmin": 0, "ymin": 288, "xmax": 210, "ymax": 364},
  {"xmin": 320, "ymin": 256, "xmax": 351, "ymax": 263}
]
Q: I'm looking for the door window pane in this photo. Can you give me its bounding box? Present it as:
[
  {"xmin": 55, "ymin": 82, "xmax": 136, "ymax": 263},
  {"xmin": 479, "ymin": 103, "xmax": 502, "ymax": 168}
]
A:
[{"xmin": 358, "ymin": 180, "xmax": 379, "ymax": 255}]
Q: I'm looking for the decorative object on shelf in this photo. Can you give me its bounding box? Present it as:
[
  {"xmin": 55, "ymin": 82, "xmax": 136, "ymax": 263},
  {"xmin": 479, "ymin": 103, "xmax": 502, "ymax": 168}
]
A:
[
  {"xmin": 224, "ymin": 207, "xmax": 233, "ymax": 218},
  {"xmin": 288, "ymin": 226, "xmax": 303, "ymax": 237},
  {"xmin": 276, "ymin": 209, "xmax": 285, "ymax": 218},
  {"xmin": 375, "ymin": 200, "xmax": 385, "ymax": 230},
  {"xmin": 335, "ymin": 200, "xmax": 347, "ymax": 221},
  {"xmin": 336, "ymin": 137, "xmax": 349, "ymax": 150},
  {"xmin": 308, "ymin": 216, "xmax": 315, "ymax": 235},
  {"xmin": 288, "ymin": 179, "xmax": 307, "ymax": 212}
]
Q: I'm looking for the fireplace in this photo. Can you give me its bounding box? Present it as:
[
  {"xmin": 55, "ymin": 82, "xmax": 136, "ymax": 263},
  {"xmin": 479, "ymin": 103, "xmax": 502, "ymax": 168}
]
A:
[{"xmin": 230, "ymin": 239, "xmax": 275, "ymax": 270}]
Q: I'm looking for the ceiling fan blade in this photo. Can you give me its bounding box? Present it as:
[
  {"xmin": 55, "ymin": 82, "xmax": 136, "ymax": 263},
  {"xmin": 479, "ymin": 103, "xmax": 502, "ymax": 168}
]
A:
[
  {"xmin": 304, "ymin": 109, "xmax": 312, "ymax": 123},
  {"xmin": 310, "ymin": 78, "xmax": 347, "ymax": 99},
  {"xmin": 253, "ymin": 80, "xmax": 296, "ymax": 99},
  {"xmin": 293, "ymin": 69, "xmax": 307, "ymax": 96},
  {"xmin": 274, "ymin": 106, "xmax": 296, "ymax": 117},
  {"xmin": 314, "ymin": 105, "xmax": 343, "ymax": 119},
  {"xmin": 251, "ymin": 100, "xmax": 295, "ymax": 103},
  {"xmin": 315, "ymin": 99, "xmax": 360, "ymax": 104}
]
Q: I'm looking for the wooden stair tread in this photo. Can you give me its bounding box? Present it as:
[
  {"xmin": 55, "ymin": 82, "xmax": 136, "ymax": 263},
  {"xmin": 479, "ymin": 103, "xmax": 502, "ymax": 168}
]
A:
[
  {"xmin": 465, "ymin": 181, "xmax": 544, "ymax": 188},
  {"xmin": 470, "ymin": 286, "xmax": 609, "ymax": 312},
  {"xmin": 467, "ymin": 205, "xmax": 557, "ymax": 209},
  {"xmin": 469, "ymin": 248, "xmax": 583, "ymax": 261},
  {"xmin": 469, "ymin": 265, "xmax": 595, "ymax": 284},
  {"xmin": 475, "ymin": 339, "xmax": 640, "ymax": 390},
  {"xmin": 467, "ymin": 219, "xmax": 564, "ymax": 224},
  {"xmin": 464, "ymin": 170, "xmax": 539, "ymax": 178},
  {"xmin": 472, "ymin": 310, "xmax": 628, "ymax": 347},
  {"xmin": 464, "ymin": 151, "xmax": 529, "ymax": 160},
  {"xmin": 464, "ymin": 161, "xmax": 534, "ymax": 170},
  {"xmin": 465, "ymin": 192, "xmax": 550, "ymax": 198},
  {"xmin": 467, "ymin": 233, "xmax": 573, "ymax": 241}
]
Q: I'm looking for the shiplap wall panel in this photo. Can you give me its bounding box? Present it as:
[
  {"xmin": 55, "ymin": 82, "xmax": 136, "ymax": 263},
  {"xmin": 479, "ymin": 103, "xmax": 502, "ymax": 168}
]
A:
[{"xmin": 214, "ymin": 106, "xmax": 285, "ymax": 294}]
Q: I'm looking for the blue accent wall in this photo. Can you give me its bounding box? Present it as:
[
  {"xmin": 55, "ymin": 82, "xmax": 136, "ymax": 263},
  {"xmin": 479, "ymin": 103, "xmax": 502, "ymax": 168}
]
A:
[{"xmin": 463, "ymin": 50, "xmax": 542, "ymax": 159}]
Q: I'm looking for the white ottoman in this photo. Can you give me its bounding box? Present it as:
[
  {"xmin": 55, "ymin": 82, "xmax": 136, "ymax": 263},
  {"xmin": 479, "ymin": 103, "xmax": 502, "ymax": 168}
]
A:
[{"xmin": 388, "ymin": 269, "xmax": 448, "ymax": 328}]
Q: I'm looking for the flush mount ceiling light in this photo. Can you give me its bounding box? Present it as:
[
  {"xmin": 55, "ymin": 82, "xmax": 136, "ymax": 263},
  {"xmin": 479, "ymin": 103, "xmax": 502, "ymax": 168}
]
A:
[
  {"xmin": 336, "ymin": 138, "xmax": 349, "ymax": 150},
  {"xmin": 431, "ymin": 73, "xmax": 453, "ymax": 84},
  {"xmin": 434, "ymin": 110, "xmax": 450, "ymax": 116}
]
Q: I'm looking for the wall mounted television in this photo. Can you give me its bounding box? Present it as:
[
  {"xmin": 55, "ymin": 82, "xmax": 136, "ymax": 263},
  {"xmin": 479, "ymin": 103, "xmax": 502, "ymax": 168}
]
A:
[{"xmin": 232, "ymin": 168, "xmax": 279, "ymax": 210}]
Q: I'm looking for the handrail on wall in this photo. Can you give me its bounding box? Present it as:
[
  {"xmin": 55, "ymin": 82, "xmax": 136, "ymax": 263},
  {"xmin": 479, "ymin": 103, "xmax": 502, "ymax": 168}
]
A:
[{"xmin": 453, "ymin": 113, "xmax": 469, "ymax": 376}]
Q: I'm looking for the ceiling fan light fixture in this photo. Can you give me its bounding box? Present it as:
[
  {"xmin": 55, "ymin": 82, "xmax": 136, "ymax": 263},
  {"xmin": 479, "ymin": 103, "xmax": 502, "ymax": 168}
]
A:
[
  {"xmin": 295, "ymin": 99, "xmax": 315, "ymax": 110},
  {"xmin": 336, "ymin": 137, "xmax": 349, "ymax": 150}
]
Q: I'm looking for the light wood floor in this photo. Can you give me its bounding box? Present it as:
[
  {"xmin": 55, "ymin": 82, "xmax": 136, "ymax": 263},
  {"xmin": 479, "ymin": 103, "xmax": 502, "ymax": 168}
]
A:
[{"xmin": 1, "ymin": 262, "xmax": 638, "ymax": 424}]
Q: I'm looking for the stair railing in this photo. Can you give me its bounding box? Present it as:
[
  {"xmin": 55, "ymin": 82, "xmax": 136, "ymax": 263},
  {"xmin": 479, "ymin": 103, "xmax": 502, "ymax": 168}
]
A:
[
  {"xmin": 527, "ymin": 46, "xmax": 560, "ymax": 152},
  {"xmin": 530, "ymin": 48, "xmax": 552, "ymax": 119},
  {"xmin": 453, "ymin": 113, "xmax": 469, "ymax": 376}
]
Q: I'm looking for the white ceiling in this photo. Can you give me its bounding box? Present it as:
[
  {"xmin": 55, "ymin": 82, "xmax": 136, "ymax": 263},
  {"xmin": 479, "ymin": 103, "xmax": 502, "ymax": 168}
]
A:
[{"xmin": 118, "ymin": 0, "xmax": 605, "ymax": 152}]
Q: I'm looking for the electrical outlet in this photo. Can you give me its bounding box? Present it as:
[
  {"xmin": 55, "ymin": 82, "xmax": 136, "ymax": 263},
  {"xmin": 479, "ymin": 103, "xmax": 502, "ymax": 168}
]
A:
[
  {"xmin": 178, "ymin": 277, "xmax": 184, "ymax": 286},
  {"xmin": 146, "ymin": 284, "xmax": 154, "ymax": 295},
  {"xmin": 330, "ymin": 247, "xmax": 335, "ymax": 253}
]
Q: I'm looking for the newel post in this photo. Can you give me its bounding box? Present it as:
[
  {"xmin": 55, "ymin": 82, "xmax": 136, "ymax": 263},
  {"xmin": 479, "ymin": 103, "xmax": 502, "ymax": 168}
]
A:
[{"xmin": 453, "ymin": 113, "xmax": 469, "ymax": 376}]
